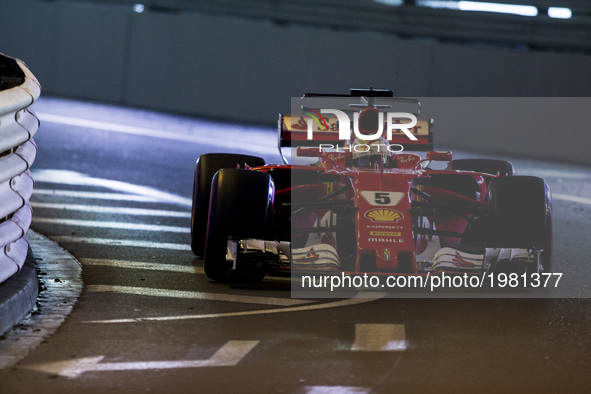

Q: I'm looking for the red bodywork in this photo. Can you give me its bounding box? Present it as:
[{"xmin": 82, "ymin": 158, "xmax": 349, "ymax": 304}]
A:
[{"xmin": 254, "ymin": 149, "xmax": 490, "ymax": 274}]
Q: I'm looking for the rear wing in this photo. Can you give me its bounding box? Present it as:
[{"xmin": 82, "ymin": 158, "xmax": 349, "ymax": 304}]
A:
[
  {"xmin": 278, "ymin": 89, "xmax": 434, "ymax": 163},
  {"xmin": 278, "ymin": 113, "xmax": 434, "ymax": 162}
]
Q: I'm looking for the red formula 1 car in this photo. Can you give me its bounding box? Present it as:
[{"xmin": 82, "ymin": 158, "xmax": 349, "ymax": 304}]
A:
[{"xmin": 190, "ymin": 89, "xmax": 552, "ymax": 283}]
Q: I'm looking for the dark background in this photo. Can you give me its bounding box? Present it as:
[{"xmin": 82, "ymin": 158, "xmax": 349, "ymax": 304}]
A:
[{"xmin": 1, "ymin": 0, "xmax": 590, "ymax": 164}]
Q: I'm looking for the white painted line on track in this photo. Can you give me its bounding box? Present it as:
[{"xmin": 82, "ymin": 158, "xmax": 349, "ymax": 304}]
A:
[
  {"xmin": 37, "ymin": 112, "xmax": 277, "ymax": 155},
  {"xmin": 305, "ymin": 386, "xmax": 370, "ymax": 394},
  {"xmin": 79, "ymin": 258, "xmax": 292, "ymax": 282},
  {"xmin": 85, "ymin": 285, "xmax": 311, "ymax": 306},
  {"xmin": 84, "ymin": 293, "xmax": 386, "ymax": 323},
  {"xmin": 51, "ymin": 236, "xmax": 192, "ymax": 251},
  {"xmin": 24, "ymin": 340, "xmax": 259, "ymax": 378},
  {"xmin": 522, "ymin": 169, "xmax": 591, "ymax": 180},
  {"xmin": 32, "ymin": 169, "xmax": 193, "ymax": 207},
  {"xmin": 33, "ymin": 189, "xmax": 162, "ymax": 203},
  {"xmin": 553, "ymin": 193, "xmax": 591, "ymax": 206},
  {"xmin": 33, "ymin": 217, "xmax": 190, "ymax": 233},
  {"xmin": 31, "ymin": 202, "xmax": 191, "ymax": 218},
  {"xmin": 80, "ymin": 258, "xmax": 204, "ymax": 274},
  {"xmin": 351, "ymin": 324, "xmax": 407, "ymax": 351}
]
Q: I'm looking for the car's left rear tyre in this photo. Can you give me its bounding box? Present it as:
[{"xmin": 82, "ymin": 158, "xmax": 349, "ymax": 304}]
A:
[{"xmin": 203, "ymin": 168, "xmax": 273, "ymax": 282}]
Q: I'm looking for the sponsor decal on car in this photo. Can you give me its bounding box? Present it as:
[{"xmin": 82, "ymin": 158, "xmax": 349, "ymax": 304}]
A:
[
  {"xmin": 369, "ymin": 231, "xmax": 401, "ymax": 237},
  {"xmin": 364, "ymin": 208, "xmax": 405, "ymax": 223},
  {"xmin": 368, "ymin": 237, "xmax": 404, "ymax": 243},
  {"xmin": 367, "ymin": 224, "xmax": 403, "ymax": 230}
]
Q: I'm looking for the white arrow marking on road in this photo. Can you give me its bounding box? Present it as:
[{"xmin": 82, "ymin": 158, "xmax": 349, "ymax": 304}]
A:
[{"xmin": 23, "ymin": 340, "xmax": 259, "ymax": 379}]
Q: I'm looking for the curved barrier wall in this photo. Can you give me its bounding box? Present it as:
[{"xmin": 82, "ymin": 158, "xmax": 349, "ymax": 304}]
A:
[{"xmin": 0, "ymin": 54, "xmax": 41, "ymax": 284}]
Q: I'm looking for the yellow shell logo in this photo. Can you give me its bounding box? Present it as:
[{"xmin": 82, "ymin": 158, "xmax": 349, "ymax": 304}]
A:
[{"xmin": 364, "ymin": 209, "xmax": 404, "ymax": 223}]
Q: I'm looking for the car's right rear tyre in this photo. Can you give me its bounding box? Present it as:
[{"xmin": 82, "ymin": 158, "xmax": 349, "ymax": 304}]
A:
[{"xmin": 203, "ymin": 168, "xmax": 273, "ymax": 282}]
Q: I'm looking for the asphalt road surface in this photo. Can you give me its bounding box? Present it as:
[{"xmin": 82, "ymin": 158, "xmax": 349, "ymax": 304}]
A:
[{"xmin": 1, "ymin": 97, "xmax": 590, "ymax": 393}]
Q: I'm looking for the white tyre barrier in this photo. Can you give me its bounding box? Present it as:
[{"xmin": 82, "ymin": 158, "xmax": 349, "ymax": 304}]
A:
[{"xmin": 0, "ymin": 54, "xmax": 41, "ymax": 284}]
